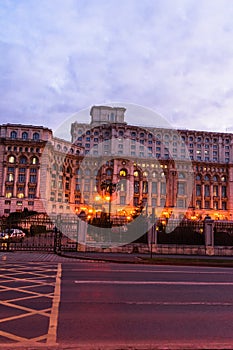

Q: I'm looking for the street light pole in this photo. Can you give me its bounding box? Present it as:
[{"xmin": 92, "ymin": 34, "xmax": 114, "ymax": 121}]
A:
[{"xmin": 100, "ymin": 180, "xmax": 117, "ymax": 225}]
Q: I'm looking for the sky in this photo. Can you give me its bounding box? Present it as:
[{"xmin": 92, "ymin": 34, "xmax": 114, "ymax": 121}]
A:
[{"xmin": 1, "ymin": 0, "xmax": 233, "ymax": 138}]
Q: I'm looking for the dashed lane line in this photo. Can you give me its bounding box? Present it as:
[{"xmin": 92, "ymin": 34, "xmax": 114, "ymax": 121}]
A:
[{"xmin": 75, "ymin": 280, "xmax": 233, "ymax": 286}]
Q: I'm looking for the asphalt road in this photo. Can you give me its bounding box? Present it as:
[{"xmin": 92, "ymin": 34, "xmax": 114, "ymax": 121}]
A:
[
  {"xmin": 58, "ymin": 262, "xmax": 233, "ymax": 348},
  {"xmin": 1, "ymin": 257, "xmax": 233, "ymax": 349}
]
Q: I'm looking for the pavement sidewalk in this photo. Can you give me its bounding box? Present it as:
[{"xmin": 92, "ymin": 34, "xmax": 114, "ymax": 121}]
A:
[{"xmin": 61, "ymin": 250, "xmax": 233, "ymax": 265}]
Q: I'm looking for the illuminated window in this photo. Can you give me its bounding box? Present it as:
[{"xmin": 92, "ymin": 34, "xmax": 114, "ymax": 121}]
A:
[
  {"xmin": 213, "ymin": 185, "xmax": 218, "ymax": 196},
  {"xmin": 7, "ymin": 173, "xmax": 14, "ymax": 182},
  {"xmin": 31, "ymin": 157, "xmax": 38, "ymax": 165},
  {"xmin": 119, "ymin": 169, "xmax": 127, "ymax": 177},
  {"xmin": 8, "ymin": 156, "xmax": 15, "ymax": 163}
]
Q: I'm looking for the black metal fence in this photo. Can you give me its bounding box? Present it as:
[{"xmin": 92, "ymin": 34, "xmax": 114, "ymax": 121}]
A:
[
  {"xmin": 1, "ymin": 213, "xmax": 233, "ymax": 252},
  {"xmin": 214, "ymin": 221, "xmax": 233, "ymax": 246}
]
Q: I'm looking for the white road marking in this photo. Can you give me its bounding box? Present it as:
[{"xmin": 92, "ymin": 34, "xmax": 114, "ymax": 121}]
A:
[
  {"xmin": 74, "ymin": 280, "xmax": 233, "ymax": 285},
  {"xmin": 47, "ymin": 263, "xmax": 62, "ymax": 345},
  {"xmin": 70, "ymin": 268, "xmax": 233, "ymax": 274}
]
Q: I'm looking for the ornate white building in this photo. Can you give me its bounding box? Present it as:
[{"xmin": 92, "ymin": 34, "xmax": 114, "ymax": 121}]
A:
[{"xmin": 0, "ymin": 106, "xmax": 232, "ymax": 221}]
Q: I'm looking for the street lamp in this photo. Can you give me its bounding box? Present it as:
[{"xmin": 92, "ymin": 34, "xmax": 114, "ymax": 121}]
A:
[{"xmin": 100, "ymin": 180, "xmax": 118, "ymax": 224}]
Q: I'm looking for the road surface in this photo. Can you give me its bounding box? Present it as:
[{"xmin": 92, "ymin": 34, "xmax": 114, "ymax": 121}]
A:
[{"xmin": 0, "ymin": 255, "xmax": 233, "ymax": 349}]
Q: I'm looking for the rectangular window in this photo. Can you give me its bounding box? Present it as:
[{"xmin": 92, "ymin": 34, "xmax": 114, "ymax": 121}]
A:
[
  {"xmin": 161, "ymin": 182, "xmax": 166, "ymax": 195},
  {"xmin": 120, "ymin": 196, "xmax": 126, "ymax": 205},
  {"xmin": 152, "ymin": 198, "xmax": 156, "ymax": 207},
  {"xmin": 152, "ymin": 182, "xmax": 157, "ymax": 194},
  {"xmin": 213, "ymin": 185, "xmax": 218, "ymax": 197},
  {"xmin": 142, "ymin": 181, "xmax": 148, "ymax": 193},
  {"xmin": 18, "ymin": 174, "xmax": 25, "ymax": 183},
  {"xmin": 178, "ymin": 199, "xmax": 185, "ymax": 208},
  {"xmin": 222, "ymin": 186, "xmax": 227, "ymax": 198},
  {"xmin": 196, "ymin": 185, "xmax": 201, "ymax": 196},
  {"xmin": 134, "ymin": 181, "xmax": 139, "ymax": 193},
  {"xmin": 30, "ymin": 175, "xmax": 37, "ymax": 183},
  {"xmin": 222, "ymin": 202, "xmax": 227, "ymax": 210},
  {"xmin": 204, "ymin": 185, "xmax": 210, "ymax": 197},
  {"xmin": 178, "ymin": 182, "xmax": 186, "ymax": 195},
  {"xmin": 160, "ymin": 198, "xmax": 166, "ymax": 207}
]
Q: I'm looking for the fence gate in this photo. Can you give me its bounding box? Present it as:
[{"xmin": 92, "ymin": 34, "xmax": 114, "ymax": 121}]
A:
[{"xmin": 0, "ymin": 214, "xmax": 81, "ymax": 253}]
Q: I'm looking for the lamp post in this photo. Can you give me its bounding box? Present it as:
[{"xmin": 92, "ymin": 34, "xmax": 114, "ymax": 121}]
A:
[{"xmin": 100, "ymin": 180, "xmax": 118, "ymax": 224}]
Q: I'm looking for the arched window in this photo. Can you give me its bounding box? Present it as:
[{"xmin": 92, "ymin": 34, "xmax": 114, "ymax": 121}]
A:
[
  {"xmin": 134, "ymin": 170, "xmax": 139, "ymax": 177},
  {"xmin": 119, "ymin": 168, "xmax": 127, "ymax": 177},
  {"xmin": 8, "ymin": 156, "xmax": 15, "ymax": 164},
  {"xmin": 10, "ymin": 131, "xmax": 17, "ymax": 139},
  {"xmin": 31, "ymin": 157, "xmax": 38, "ymax": 165},
  {"xmin": 213, "ymin": 175, "xmax": 219, "ymax": 182},
  {"xmin": 19, "ymin": 156, "xmax": 27, "ymax": 164},
  {"xmin": 33, "ymin": 132, "xmax": 39, "ymax": 140},
  {"xmin": 196, "ymin": 174, "xmax": 201, "ymax": 181},
  {"xmin": 204, "ymin": 174, "xmax": 210, "ymax": 181},
  {"xmin": 22, "ymin": 132, "xmax": 28, "ymax": 140},
  {"xmin": 221, "ymin": 175, "xmax": 227, "ymax": 182},
  {"xmin": 85, "ymin": 169, "xmax": 91, "ymax": 176}
]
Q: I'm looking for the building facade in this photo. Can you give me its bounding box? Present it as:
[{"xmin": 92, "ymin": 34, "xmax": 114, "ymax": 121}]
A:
[{"xmin": 0, "ymin": 106, "xmax": 232, "ymax": 221}]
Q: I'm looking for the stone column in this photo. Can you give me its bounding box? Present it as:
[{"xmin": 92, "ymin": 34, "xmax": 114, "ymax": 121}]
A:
[{"xmin": 204, "ymin": 216, "xmax": 214, "ymax": 256}]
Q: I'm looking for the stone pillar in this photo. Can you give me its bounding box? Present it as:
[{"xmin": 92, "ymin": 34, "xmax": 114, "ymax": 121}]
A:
[
  {"xmin": 77, "ymin": 218, "xmax": 87, "ymax": 252},
  {"xmin": 204, "ymin": 216, "xmax": 214, "ymax": 255},
  {"xmin": 148, "ymin": 209, "xmax": 158, "ymax": 255}
]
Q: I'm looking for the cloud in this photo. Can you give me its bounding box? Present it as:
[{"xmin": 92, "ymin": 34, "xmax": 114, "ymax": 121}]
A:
[{"xmin": 1, "ymin": 0, "xmax": 233, "ymax": 133}]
